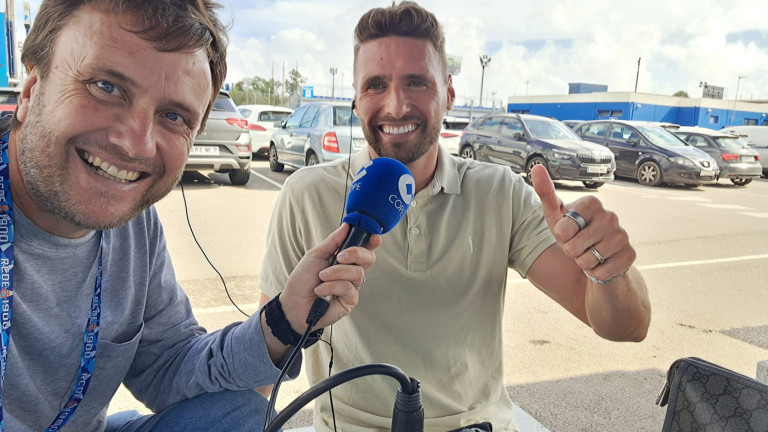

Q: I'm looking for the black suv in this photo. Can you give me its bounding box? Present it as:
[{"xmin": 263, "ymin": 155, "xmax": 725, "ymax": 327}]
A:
[
  {"xmin": 185, "ymin": 91, "xmax": 252, "ymax": 185},
  {"xmin": 459, "ymin": 113, "xmax": 615, "ymax": 188}
]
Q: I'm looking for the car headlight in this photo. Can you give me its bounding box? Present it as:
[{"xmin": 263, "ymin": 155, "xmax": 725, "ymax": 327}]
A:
[
  {"xmin": 670, "ymin": 157, "xmax": 695, "ymax": 167},
  {"xmin": 552, "ymin": 150, "xmax": 577, "ymax": 160}
]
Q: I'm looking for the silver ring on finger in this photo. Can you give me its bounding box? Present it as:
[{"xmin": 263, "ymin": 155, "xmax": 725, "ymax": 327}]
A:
[
  {"xmin": 354, "ymin": 275, "xmax": 366, "ymax": 290},
  {"xmin": 563, "ymin": 210, "xmax": 587, "ymax": 231},
  {"xmin": 591, "ymin": 247, "xmax": 605, "ymax": 265}
]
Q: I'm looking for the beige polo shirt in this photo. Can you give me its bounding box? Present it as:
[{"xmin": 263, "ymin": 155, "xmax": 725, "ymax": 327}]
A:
[{"xmin": 261, "ymin": 145, "xmax": 555, "ymax": 432}]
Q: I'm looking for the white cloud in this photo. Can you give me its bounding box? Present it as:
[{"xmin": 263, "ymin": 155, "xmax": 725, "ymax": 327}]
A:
[{"xmin": 19, "ymin": 0, "xmax": 768, "ymax": 103}]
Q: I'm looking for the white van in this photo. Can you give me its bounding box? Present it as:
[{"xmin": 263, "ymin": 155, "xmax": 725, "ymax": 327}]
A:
[{"xmin": 719, "ymin": 125, "xmax": 768, "ymax": 176}]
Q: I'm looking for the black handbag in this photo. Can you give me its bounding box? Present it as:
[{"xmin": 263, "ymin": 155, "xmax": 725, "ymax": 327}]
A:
[{"xmin": 656, "ymin": 357, "xmax": 768, "ymax": 431}]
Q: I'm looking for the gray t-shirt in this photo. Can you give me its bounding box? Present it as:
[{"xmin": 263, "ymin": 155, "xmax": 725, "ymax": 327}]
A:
[{"xmin": 5, "ymin": 206, "xmax": 286, "ymax": 431}]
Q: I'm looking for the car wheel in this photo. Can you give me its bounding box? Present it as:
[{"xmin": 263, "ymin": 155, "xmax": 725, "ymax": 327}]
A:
[
  {"xmin": 269, "ymin": 145, "xmax": 284, "ymax": 172},
  {"xmin": 228, "ymin": 167, "xmax": 250, "ymax": 185},
  {"xmin": 525, "ymin": 156, "xmax": 547, "ymax": 185},
  {"xmin": 637, "ymin": 161, "xmax": 662, "ymax": 186},
  {"xmin": 460, "ymin": 145, "xmax": 476, "ymax": 159},
  {"xmin": 730, "ymin": 178, "xmax": 752, "ymax": 186},
  {"xmin": 582, "ymin": 181, "xmax": 604, "ymax": 189},
  {"xmin": 306, "ymin": 152, "xmax": 319, "ymax": 166}
]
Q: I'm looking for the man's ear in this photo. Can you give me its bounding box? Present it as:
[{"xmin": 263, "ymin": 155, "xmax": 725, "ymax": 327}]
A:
[
  {"xmin": 16, "ymin": 66, "xmax": 39, "ymax": 123},
  {"xmin": 446, "ymin": 74, "xmax": 456, "ymax": 111}
]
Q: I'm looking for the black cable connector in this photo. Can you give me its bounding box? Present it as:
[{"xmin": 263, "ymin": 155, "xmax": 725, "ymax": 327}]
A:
[{"xmin": 392, "ymin": 377, "xmax": 425, "ymax": 432}]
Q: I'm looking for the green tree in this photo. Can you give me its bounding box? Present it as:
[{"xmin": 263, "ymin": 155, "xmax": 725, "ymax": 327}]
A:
[
  {"xmin": 673, "ymin": 90, "xmax": 689, "ymax": 98},
  {"xmin": 286, "ymin": 68, "xmax": 307, "ymax": 96},
  {"xmin": 229, "ymin": 75, "xmax": 284, "ymax": 106}
]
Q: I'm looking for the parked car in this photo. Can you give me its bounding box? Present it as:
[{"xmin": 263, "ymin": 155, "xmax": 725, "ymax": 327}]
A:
[
  {"xmin": 671, "ymin": 126, "xmax": 761, "ymax": 186},
  {"xmin": 458, "ymin": 113, "xmax": 615, "ymax": 188},
  {"xmin": 719, "ymin": 125, "xmax": 768, "ymax": 177},
  {"xmin": 269, "ymin": 101, "xmax": 367, "ymax": 172},
  {"xmin": 439, "ymin": 116, "xmax": 470, "ymax": 155},
  {"xmin": 185, "ymin": 91, "xmax": 251, "ymax": 185},
  {"xmin": 0, "ymin": 87, "xmax": 20, "ymax": 120},
  {"xmin": 573, "ymin": 120, "xmax": 719, "ymax": 187},
  {"xmin": 237, "ymin": 104, "xmax": 293, "ymax": 158},
  {"xmin": 561, "ymin": 120, "xmax": 583, "ymax": 129}
]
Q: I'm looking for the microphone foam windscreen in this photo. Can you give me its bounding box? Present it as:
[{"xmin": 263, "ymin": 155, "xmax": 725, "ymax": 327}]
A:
[{"xmin": 343, "ymin": 157, "xmax": 415, "ymax": 234}]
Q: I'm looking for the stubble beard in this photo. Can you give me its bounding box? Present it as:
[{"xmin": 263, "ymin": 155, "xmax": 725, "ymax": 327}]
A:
[
  {"xmin": 363, "ymin": 114, "xmax": 442, "ymax": 166},
  {"xmin": 17, "ymin": 85, "xmax": 181, "ymax": 231}
]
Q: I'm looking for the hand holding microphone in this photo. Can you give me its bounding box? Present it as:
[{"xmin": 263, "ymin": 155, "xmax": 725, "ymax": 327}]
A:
[{"xmin": 281, "ymin": 158, "xmax": 416, "ymax": 328}]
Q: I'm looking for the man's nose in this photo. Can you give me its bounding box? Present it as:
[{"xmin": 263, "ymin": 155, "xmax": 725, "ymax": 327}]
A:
[
  {"xmin": 107, "ymin": 111, "xmax": 156, "ymax": 159},
  {"xmin": 383, "ymin": 86, "xmax": 411, "ymax": 118}
]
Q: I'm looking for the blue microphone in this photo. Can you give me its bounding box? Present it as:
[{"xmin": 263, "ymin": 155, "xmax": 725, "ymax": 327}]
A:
[{"xmin": 306, "ymin": 157, "xmax": 415, "ymax": 326}]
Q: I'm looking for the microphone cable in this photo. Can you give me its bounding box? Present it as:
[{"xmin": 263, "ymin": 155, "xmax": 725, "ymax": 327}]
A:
[
  {"xmin": 179, "ymin": 180, "xmax": 250, "ymax": 318},
  {"xmin": 264, "ymin": 100, "xmax": 358, "ymax": 431}
]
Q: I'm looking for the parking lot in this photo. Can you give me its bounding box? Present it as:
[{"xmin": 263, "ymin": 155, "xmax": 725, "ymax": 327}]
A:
[{"xmin": 111, "ymin": 159, "xmax": 768, "ymax": 431}]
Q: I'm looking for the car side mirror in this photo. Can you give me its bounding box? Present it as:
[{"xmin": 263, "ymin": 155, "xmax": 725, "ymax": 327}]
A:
[
  {"xmin": 628, "ymin": 137, "xmax": 640, "ymax": 146},
  {"xmin": 513, "ymin": 132, "xmax": 524, "ymax": 140},
  {"xmin": 274, "ymin": 120, "xmax": 284, "ymax": 128}
]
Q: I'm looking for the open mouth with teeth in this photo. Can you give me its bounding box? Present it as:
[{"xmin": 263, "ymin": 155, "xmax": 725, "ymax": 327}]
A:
[
  {"xmin": 78, "ymin": 150, "xmax": 141, "ymax": 183},
  {"xmin": 381, "ymin": 124, "xmax": 418, "ymax": 135}
]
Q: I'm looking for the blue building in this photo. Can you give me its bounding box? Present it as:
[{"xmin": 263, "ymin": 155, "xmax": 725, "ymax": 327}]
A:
[{"xmin": 506, "ymin": 92, "xmax": 768, "ymax": 130}]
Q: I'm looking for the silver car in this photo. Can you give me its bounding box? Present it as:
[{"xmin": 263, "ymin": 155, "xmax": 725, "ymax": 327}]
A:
[
  {"xmin": 186, "ymin": 91, "xmax": 252, "ymax": 185},
  {"xmin": 269, "ymin": 101, "xmax": 367, "ymax": 172},
  {"xmin": 672, "ymin": 126, "xmax": 762, "ymax": 186}
]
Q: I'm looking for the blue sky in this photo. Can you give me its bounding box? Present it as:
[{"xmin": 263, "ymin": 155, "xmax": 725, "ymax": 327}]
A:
[{"xmin": 22, "ymin": 0, "xmax": 768, "ymax": 107}]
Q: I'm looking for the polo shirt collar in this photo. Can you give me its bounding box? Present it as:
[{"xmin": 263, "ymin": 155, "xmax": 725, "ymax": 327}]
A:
[{"xmin": 349, "ymin": 144, "xmax": 463, "ymax": 195}]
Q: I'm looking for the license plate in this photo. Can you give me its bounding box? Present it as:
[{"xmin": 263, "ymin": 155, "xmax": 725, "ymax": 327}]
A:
[
  {"xmin": 353, "ymin": 138, "xmax": 367, "ymax": 148},
  {"xmin": 700, "ymin": 169, "xmax": 715, "ymax": 177},
  {"xmin": 742, "ymin": 156, "xmax": 755, "ymax": 162},
  {"xmin": 586, "ymin": 165, "xmax": 608, "ymax": 174},
  {"xmin": 191, "ymin": 146, "xmax": 219, "ymax": 155}
]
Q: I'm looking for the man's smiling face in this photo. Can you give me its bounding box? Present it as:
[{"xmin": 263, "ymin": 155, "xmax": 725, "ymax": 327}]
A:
[{"xmin": 13, "ymin": 5, "xmax": 212, "ymax": 237}]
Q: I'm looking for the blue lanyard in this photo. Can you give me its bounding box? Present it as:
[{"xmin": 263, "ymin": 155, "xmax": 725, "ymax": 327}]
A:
[{"xmin": 0, "ymin": 133, "xmax": 104, "ymax": 432}]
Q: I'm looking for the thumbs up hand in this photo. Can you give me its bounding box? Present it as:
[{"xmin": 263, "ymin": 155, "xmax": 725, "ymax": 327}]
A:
[{"xmin": 529, "ymin": 164, "xmax": 635, "ymax": 282}]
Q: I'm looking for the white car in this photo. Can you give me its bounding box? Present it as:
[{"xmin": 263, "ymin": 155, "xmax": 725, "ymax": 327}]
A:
[
  {"xmin": 237, "ymin": 104, "xmax": 294, "ymax": 157},
  {"xmin": 438, "ymin": 116, "xmax": 470, "ymax": 155}
]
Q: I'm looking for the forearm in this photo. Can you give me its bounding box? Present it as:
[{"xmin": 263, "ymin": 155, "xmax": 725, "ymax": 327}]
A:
[{"xmin": 584, "ymin": 266, "xmax": 651, "ymax": 342}]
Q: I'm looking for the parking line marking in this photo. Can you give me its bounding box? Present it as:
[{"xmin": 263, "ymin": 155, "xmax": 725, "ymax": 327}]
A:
[
  {"xmin": 740, "ymin": 212, "xmax": 768, "ymax": 219},
  {"xmin": 668, "ymin": 196, "xmax": 709, "ymax": 202},
  {"xmin": 250, "ymin": 169, "xmax": 284, "ymax": 189},
  {"xmin": 637, "ymin": 254, "xmax": 768, "ymax": 270},
  {"xmin": 696, "ymin": 203, "xmax": 751, "ymax": 210}
]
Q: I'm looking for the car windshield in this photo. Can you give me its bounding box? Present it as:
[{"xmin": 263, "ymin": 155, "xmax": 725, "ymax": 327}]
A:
[
  {"xmin": 524, "ymin": 118, "xmax": 581, "ymax": 140},
  {"xmin": 714, "ymin": 136, "xmax": 749, "ymax": 150},
  {"xmin": 333, "ymin": 106, "xmax": 362, "ymax": 127},
  {"xmin": 212, "ymin": 95, "xmax": 239, "ymax": 113},
  {"xmin": 636, "ymin": 124, "xmax": 687, "ymax": 148}
]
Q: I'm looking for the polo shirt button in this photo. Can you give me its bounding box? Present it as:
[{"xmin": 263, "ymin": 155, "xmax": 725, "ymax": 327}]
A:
[{"xmin": 411, "ymin": 227, "xmax": 420, "ymax": 235}]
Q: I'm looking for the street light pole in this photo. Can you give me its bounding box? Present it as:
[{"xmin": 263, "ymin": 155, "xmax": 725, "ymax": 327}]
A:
[
  {"xmin": 731, "ymin": 75, "xmax": 746, "ymax": 125},
  {"xmin": 479, "ymin": 54, "xmax": 491, "ymax": 107},
  {"xmin": 329, "ymin": 67, "xmax": 338, "ymax": 100}
]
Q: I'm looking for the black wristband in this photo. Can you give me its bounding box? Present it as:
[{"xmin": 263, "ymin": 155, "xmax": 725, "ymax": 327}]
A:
[{"xmin": 264, "ymin": 294, "xmax": 323, "ymax": 348}]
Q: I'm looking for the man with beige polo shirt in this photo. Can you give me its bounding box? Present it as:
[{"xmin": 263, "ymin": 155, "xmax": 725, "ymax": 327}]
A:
[{"xmin": 259, "ymin": 2, "xmax": 651, "ymax": 431}]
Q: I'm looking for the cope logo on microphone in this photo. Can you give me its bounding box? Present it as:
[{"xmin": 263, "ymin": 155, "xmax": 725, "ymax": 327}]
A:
[{"xmin": 389, "ymin": 173, "xmax": 415, "ymax": 216}]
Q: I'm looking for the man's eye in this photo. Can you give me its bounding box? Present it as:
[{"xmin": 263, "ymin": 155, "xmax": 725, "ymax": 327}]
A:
[
  {"xmin": 96, "ymin": 80, "xmax": 120, "ymax": 95},
  {"xmin": 163, "ymin": 112, "xmax": 185, "ymax": 124},
  {"xmin": 368, "ymin": 83, "xmax": 384, "ymax": 90},
  {"xmin": 409, "ymin": 81, "xmax": 426, "ymax": 87}
]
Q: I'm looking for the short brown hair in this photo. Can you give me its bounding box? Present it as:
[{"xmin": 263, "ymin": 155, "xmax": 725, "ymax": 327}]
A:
[
  {"xmin": 17, "ymin": 0, "xmax": 228, "ymax": 129},
  {"xmin": 353, "ymin": 1, "xmax": 447, "ymax": 77}
]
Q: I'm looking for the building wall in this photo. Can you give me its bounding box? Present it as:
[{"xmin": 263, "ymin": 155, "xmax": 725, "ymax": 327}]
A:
[{"xmin": 506, "ymin": 92, "xmax": 768, "ymax": 130}]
